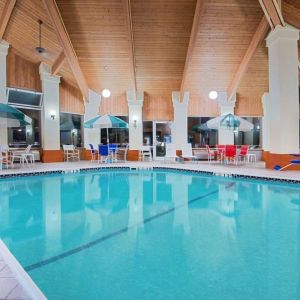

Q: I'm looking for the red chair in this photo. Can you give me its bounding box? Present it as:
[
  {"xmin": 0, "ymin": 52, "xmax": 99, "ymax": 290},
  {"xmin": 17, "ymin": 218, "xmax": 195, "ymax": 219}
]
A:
[
  {"xmin": 238, "ymin": 145, "xmax": 249, "ymax": 163},
  {"xmin": 216, "ymin": 144, "xmax": 225, "ymax": 163},
  {"xmin": 224, "ymin": 145, "xmax": 237, "ymax": 164}
]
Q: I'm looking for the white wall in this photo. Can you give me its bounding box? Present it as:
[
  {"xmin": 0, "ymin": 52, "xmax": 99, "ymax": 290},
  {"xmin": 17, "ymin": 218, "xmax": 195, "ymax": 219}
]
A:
[
  {"xmin": 127, "ymin": 91, "xmax": 144, "ymax": 150},
  {"xmin": 266, "ymin": 26, "xmax": 299, "ymax": 154},
  {"xmin": 172, "ymin": 91, "xmax": 189, "ymax": 150},
  {"xmin": 39, "ymin": 63, "xmax": 61, "ymax": 150}
]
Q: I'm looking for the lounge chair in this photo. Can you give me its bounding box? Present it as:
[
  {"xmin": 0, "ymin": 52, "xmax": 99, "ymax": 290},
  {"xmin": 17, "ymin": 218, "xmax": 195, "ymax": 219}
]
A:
[
  {"xmin": 139, "ymin": 146, "xmax": 152, "ymax": 161},
  {"xmin": 274, "ymin": 155, "xmax": 300, "ymax": 171},
  {"xmin": 164, "ymin": 143, "xmax": 177, "ymax": 163},
  {"xmin": 11, "ymin": 145, "xmax": 34, "ymax": 167},
  {"xmin": 181, "ymin": 143, "xmax": 197, "ymax": 162}
]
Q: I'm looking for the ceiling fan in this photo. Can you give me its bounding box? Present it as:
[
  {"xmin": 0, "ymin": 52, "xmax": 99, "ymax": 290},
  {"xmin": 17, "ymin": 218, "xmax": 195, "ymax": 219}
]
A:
[{"xmin": 35, "ymin": 19, "xmax": 46, "ymax": 54}]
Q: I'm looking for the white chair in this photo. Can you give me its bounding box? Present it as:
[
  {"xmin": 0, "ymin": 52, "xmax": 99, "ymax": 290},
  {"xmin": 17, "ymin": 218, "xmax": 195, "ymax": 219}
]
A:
[
  {"xmin": 164, "ymin": 144, "xmax": 177, "ymax": 163},
  {"xmin": 139, "ymin": 146, "xmax": 152, "ymax": 161},
  {"xmin": 0, "ymin": 145, "xmax": 11, "ymax": 169},
  {"xmin": 11, "ymin": 145, "xmax": 34, "ymax": 167},
  {"xmin": 182, "ymin": 143, "xmax": 196, "ymax": 162},
  {"xmin": 63, "ymin": 145, "xmax": 80, "ymax": 162}
]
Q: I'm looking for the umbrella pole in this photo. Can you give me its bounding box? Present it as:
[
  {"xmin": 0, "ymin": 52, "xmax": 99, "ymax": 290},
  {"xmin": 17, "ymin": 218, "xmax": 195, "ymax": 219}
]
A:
[{"xmin": 106, "ymin": 128, "xmax": 109, "ymax": 144}]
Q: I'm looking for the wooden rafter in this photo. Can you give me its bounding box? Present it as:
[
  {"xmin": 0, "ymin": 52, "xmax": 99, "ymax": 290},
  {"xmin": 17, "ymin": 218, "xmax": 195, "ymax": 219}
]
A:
[
  {"xmin": 259, "ymin": 0, "xmax": 285, "ymax": 29},
  {"xmin": 180, "ymin": 0, "xmax": 204, "ymax": 96},
  {"xmin": 0, "ymin": 0, "xmax": 17, "ymax": 40},
  {"xmin": 42, "ymin": 0, "xmax": 89, "ymax": 102},
  {"xmin": 227, "ymin": 17, "xmax": 270, "ymax": 102},
  {"xmin": 52, "ymin": 51, "xmax": 65, "ymax": 75},
  {"xmin": 122, "ymin": 0, "xmax": 137, "ymax": 95}
]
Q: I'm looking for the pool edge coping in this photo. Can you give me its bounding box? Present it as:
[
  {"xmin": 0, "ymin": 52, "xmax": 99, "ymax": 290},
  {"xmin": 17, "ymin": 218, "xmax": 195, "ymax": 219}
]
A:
[{"xmin": 0, "ymin": 164, "xmax": 299, "ymax": 184}]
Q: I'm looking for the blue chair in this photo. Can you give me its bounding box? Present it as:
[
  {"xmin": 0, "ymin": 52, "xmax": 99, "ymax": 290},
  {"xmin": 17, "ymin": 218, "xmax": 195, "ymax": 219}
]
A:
[
  {"xmin": 108, "ymin": 144, "xmax": 118, "ymax": 162},
  {"xmin": 98, "ymin": 145, "xmax": 111, "ymax": 163},
  {"xmin": 89, "ymin": 144, "xmax": 98, "ymax": 161}
]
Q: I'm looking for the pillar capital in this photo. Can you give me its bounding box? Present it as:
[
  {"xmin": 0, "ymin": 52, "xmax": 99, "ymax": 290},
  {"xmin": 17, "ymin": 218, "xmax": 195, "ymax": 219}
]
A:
[
  {"xmin": 266, "ymin": 25, "xmax": 299, "ymax": 47},
  {"xmin": 0, "ymin": 40, "xmax": 9, "ymax": 56},
  {"xmin": 127, "ymin": 91, "xmax": 144, "ymax": 107},
  {"xmin": 39, "ymin": 62, "xmax": 60, "ymax": 84},
  {"xmin": 217, "ymin": 92, "xmax": 236, "ymax": 115},
  {"xmin": 172, "ymin": 91, "xmax": 189, "ymax": 107}
]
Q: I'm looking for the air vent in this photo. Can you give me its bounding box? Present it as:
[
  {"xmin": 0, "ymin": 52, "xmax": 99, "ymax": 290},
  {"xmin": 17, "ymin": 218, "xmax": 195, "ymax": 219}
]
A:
[{"xmin": 7, "ymin": 88, "xmax": 43, "ymax": 109}]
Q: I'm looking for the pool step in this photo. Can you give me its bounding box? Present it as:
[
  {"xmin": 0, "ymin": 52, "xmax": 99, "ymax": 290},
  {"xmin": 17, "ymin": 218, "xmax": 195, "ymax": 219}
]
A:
[
  {"xmin": 213, "ymin": 172, "xmax": 232, "ymax": 178},
  {"xmin": 63, "ymin": 169, "xmax": 81, "ymax": 174}
]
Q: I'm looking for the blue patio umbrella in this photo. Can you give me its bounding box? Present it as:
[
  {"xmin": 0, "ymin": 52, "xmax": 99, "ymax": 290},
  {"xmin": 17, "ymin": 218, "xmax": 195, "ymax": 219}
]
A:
[{"xmin": 84, "ymin": 114, "xmax": 128, "ymax": 143}]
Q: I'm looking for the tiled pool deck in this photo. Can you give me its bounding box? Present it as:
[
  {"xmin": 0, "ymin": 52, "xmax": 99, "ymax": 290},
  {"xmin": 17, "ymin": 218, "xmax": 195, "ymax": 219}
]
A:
[{"xmin": 0, "ymin": 159, "xmax": 299, "ymax": 299}]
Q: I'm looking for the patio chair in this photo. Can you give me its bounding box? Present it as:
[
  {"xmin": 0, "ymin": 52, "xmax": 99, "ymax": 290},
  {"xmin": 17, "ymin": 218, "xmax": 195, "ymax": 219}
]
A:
[
  {"xmin": 63, "ymin": 145, "xmax": 80, "ymax": 162},
  {"xmin": 108, "ymin": 144, "xmax": 118, "ymax": 162},
  {"xmin": 115, "ymin": 144, "xmax": 129, "ymax": 162},
  {"xmin": 0, "ymin": 145, "xmax": 12, "ymax": 169},
  {"xmin": 98, "ymin": 144, "xmax": 111, "ymax": 163},
  {"xmin": 164, "ymin": 143, "xmax": 177, "ymax": 163},
  {"xmin": 140, "ymin": 146, "xmax": 152, "ymax": 161},
  {"xmin": 205, "ymin": 145, "xmax": 215, "ymax": 163},
  {"xmin": 238, "ymin": 145, "xmax": 249, "ymax": 163},
  {"xmin": 11, "ymin": 145, "xmax": 34, "ymax": 167},
  {"xmin": 88, "ymin": 144, "xmax": 98, "ymax": 161},
  {"xmin": 216, "ymin": 144, "xmax": 226, "ymax": 163},
  {"xmin": 224, "ymin": 145, "xmax": 237, "ymax": 164}
]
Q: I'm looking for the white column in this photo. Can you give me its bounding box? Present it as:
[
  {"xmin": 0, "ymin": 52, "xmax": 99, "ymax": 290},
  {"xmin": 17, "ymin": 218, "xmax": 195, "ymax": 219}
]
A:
[
  {"xmin": 0, "ymin": 40, "xmax": 9, "ymax": 145},
  {"xmin": 171, "ymin": 91, "xmax": 189, "ymax": 150},
  {"xmin": 127, "ymin": 91, "xmax": 144, "ymax": 150},
  {"xmin": 266, "ymin": 26, "xmax": 299, "ymax": 154},
  {"xmin": 218, "ymin": 92, "xmax": 236, "ymax": 145},
  {"xmin": 84, "ymin": 89, "xmax": 101, "ymax": 148},
  {"xmin": 261, "ymin": 93, "xmax": 270, "ymax": 151},
  {"xmin": 39, "ymin": 63, "xmax": 61, "ymax": 150}
]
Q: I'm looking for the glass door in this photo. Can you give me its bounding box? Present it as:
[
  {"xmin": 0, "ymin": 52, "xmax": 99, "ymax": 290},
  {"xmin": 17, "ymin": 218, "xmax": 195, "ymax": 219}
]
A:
[{"xmin": 152, "ymin": 121, "xmax": 172, "ymax": 160}]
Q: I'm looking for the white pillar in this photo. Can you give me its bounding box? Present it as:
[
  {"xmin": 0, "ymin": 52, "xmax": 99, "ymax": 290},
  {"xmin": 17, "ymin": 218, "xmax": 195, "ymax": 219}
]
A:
[
  {"xmin": 266, "ymin": 26, "xmax": 299, "ymax": 154},
  {"xmin": 0, "ymin": 40, "xmax": 9, "ymax": 145},
  {"xmin": 171, "ymin": 91, "xmax": 189, "ymax": 150},
  {"xmin": 127, "ymin": 91, "xmax": 144, "ymax": 150},
  {"xmin": 218, "ymin": 92, "xmax": 236, "ymax": 145},
  {"xmin": 39, "ymin": 63, "xmax": 61, "ymax": 150},
  {"xmin": 84, "ymin": 89, "xmax": 101, "ymax": 148},
  {"xmin": 261, "ymin": 93, "xmax": 270, "ymax": 151}
]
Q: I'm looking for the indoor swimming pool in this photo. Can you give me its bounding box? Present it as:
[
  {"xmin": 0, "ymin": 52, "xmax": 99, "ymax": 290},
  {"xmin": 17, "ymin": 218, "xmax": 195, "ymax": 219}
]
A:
[{"xmin": 0, "ymin": 169, "xmax": 300, "ymax": 299}]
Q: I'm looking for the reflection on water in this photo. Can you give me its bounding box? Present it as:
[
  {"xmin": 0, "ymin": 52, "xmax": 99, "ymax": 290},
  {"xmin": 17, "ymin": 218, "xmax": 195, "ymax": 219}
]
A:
[{"xmin": 0, "ymin": 171, "xmax": 300, "ymax": 299}]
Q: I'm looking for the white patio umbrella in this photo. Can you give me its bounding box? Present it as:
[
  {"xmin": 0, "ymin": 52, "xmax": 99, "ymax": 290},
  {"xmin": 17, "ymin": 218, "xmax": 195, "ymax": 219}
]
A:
[
  {"xmin": 84, "ymin": 114, "xmax": 128, "ymax": 143},
  {"xmin": 206, "ymin": 113, "xmax": 254, "ymax": 132}
]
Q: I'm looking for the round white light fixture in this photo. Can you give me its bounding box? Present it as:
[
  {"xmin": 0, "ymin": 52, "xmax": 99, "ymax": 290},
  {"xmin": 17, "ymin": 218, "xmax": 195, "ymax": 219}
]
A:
[
  {"xmin": 102, "ymin": 89, "xmax": 111, "ymax": 98},
  {"xmin": 208, "ymin": 90, "xmax": 218, "ymax": 100}
]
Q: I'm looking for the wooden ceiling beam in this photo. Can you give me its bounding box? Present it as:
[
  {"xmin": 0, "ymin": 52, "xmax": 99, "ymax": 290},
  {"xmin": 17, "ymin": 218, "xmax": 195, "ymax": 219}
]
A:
[
  {"xmin": 282, "ymin": 2, "xmax": 300, "ymax": 29},
  {"xmin": 122, "ymin": 0, "xmax": 137, "ymax": 95},
  {"xmin": 0, "ymin": 0, "xmax": 17, "ymax": 40},
  {"xmin": 180, "ymin": 0, "xmax": 204, "ymax": 96},
  {"xmin": 259, "ymin": 0, "xmax": 285, "ymax": 29},
  {"xmin": 52, "ymin": 51, "xmax": 65, "ymax": 75},
  {"xmin": 227, "ymin": 17, "xmax": 270, "ymax": 102},
  {"xmin": 42, "ymin": 0, "xmax": 89, "ymax": 102}
]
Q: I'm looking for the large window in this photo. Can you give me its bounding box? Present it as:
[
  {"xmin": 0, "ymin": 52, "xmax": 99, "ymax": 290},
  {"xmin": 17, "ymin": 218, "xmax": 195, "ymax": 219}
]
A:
[
  {"xmin": 234, "ymin": 117, "xmax": 261, "ymax": 148},
  {"xmin": 143, "ymin": 121, "xmax": 153, "ymax": 145},
  {"xmin": 188, "ymin": 117, "xmax": 218, "ymax": 147},
  {"xmin": 100, "ymin": 116, "xmax": 129, "ymax": 145},
  {"xmin": 8, "ymin": 108, "xmax": 41, "ymax": 148},
  {"xmin": 60, "ymin": 113, "xmax": 83, "ymax": 147}
]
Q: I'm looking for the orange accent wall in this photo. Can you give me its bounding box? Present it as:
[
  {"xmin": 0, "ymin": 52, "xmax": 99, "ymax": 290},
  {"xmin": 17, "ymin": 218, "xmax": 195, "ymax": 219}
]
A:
[
  {"xmin": 127, "ymin": 150, "xmax": 139, "ymax": 161},
  {"xmin": 41, "ymin": 150, "xmax": 64, "ymax": 163},
  {"xmin": 265, "ymin": 153, "xmax": 300, "ymax": 170}
]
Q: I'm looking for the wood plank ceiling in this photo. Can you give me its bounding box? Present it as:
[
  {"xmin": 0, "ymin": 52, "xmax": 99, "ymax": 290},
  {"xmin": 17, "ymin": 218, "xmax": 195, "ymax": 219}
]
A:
[{"xmin": 0, "ymin": 0, "xmax": 298, "ymax": 118}]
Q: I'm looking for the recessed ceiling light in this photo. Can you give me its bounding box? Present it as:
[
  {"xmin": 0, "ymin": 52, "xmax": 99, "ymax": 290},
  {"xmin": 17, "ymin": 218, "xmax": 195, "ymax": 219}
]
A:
[
  {"xmin": 208, "ymin": 90, "xmax": 218, "ymax": 100},
  {"xmin": 102, "ymin": 89, "xmax": 111, "ymax": 98}
]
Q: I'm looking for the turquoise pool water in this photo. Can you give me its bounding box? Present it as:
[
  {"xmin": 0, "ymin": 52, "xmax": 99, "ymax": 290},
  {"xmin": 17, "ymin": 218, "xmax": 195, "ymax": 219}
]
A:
[{"xmin": 0, "ymin": 169, "xmax": 300, "ymax": 299}]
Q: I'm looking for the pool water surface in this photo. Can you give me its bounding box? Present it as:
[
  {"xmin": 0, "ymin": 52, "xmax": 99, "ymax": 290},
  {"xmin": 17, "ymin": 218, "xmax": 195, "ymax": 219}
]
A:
[{"xmin": 0, "ymin": 169, "xmax": 299, "ymax": 299}]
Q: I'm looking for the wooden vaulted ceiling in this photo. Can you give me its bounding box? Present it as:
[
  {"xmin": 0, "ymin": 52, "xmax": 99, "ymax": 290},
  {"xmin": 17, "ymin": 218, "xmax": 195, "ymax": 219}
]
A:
[{"xmin": 0, "ymin": 0, "xmax": 299, "ymax": 117}]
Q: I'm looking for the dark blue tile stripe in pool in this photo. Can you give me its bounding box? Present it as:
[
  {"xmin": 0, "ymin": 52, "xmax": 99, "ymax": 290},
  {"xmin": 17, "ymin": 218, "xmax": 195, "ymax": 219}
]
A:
[{"xmin": 24, "ymin": 182, "xmax": 235, "ymax": 272}]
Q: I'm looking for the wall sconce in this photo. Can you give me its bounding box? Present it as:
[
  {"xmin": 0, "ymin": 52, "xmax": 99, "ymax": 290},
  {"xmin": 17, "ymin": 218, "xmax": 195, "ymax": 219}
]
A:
[
  {"xmin": 50, "ymin": 110, "xmax": 56, "ymax": 120},
  {"xmin": 133, "ymin": 117, "xmax": 137, "ymax": 129}
]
